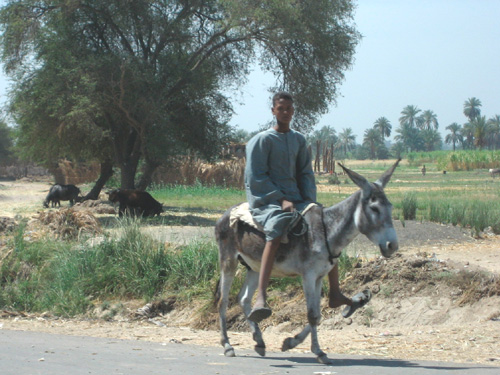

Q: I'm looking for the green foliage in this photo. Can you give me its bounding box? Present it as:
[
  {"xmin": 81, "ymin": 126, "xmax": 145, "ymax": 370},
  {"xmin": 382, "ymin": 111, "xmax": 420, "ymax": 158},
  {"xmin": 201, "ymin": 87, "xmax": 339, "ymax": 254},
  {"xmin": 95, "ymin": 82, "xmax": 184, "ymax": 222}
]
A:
[
  {"xmin": 0, "ymin": 0, "xmax": 360, "ymax": 186},
  {"xmin": 327, "ymin": 174, "xmax": 341, "ymax": 185},
  {"xmin": 0, "ymin": 220, "xmax": 219, "ymax": 316},
  {"xmin": 435, "ymin": 150, "xmax": 500, "ymax": 171},
  {"xmin": 0, "ymin": 120, "xmax": 15, "ymax": 164},
  {"xmin": 153, "ymin": 184, "xmax": 245, "ymax": 210},
  {"xmin": 402, "ymin": 192, "xmax": 417, "ymax": 220},
  {"xmin": 428, "ymin": 200, "xmax": 500, "ymax": 237}
]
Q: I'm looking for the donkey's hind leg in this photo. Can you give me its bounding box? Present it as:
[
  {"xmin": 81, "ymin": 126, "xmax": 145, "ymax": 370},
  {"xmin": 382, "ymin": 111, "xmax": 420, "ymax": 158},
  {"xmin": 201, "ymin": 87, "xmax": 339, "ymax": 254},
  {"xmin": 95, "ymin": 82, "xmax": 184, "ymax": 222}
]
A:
[
  {"xmin": 238, "ymin": 269, "xmax": 266, "ymax": 356},
  {"xmin": 281, "ymin": 324, "xmax": 312, "ymax": 352},
  {"xmin": 218, "ymin": 257, "xmax": 238, "ymax": 357}
]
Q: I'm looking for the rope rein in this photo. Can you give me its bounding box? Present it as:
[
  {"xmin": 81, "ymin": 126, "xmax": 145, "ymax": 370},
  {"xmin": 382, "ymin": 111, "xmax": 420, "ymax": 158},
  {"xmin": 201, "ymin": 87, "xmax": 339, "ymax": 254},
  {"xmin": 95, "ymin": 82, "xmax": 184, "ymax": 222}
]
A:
[{"xmin": 288, "ymin": 206, "xmax": 340, "ymax": 265}]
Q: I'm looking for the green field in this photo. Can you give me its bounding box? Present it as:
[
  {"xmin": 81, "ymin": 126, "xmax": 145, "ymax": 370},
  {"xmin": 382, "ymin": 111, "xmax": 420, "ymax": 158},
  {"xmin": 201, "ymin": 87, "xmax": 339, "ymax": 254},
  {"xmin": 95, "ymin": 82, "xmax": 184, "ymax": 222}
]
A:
[{"xmin": 151, "ymin": 159, "xmax": 500, "ymax": 235}]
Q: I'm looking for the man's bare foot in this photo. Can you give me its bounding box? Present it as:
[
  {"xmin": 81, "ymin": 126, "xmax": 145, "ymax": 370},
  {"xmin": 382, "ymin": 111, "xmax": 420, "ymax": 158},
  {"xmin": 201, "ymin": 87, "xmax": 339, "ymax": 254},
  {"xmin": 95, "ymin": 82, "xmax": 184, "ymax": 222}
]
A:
[
  {"xmin": 248, "ymin": 294, "xmax": 272, "ymax": 323},
  {"xmin": 328, "ymin": 292, "xmax": 352, "ymax": 308}
]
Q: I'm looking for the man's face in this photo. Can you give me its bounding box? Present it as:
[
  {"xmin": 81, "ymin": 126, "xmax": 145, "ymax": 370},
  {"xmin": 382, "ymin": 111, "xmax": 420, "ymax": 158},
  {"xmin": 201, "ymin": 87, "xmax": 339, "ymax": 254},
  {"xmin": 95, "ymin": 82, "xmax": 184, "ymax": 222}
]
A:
[{"xmin": 272, "ymin": 98, "xmax": 294, "ymax": 125}]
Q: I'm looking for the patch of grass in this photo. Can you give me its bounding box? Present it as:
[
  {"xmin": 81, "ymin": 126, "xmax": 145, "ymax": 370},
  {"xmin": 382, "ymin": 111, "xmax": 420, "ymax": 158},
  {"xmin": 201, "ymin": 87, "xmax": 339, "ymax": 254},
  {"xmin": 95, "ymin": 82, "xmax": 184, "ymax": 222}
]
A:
[
  {"xmin": 152, "ymin": 183, "xmax": 245, "ymax": 211},
  {"xmin": 0, "ymin": 220, "xmax": 220, "ymax": 316},
  {"xmin": 402, "ymin": 192, "xmax": 417, "ymax": 220}
]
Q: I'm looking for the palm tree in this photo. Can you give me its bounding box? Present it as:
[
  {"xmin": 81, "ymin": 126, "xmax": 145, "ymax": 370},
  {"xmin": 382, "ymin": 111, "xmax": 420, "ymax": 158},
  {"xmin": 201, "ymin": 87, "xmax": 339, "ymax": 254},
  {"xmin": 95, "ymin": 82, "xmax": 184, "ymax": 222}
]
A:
[
  {"xmin": 394, "ymin": 122, "xmax": 423, "ymax": 152},
  {"xmin": 335, "ymin": 128, "xmax": 356, "ymax": 157},
  {"xmin": 363, "ymin": 128, "xmax": 382, "ymax": 159},
  {"xmin": 391, "ymin": 142, "xmax": 405, "ymax": 159},
  {"xmin": 421, "ymin": 129, "xmax": 442, "ymax": 151},
  {"xmin": 373, "ymin": 117, "xmax": 392, "ymax": 139},
  {"xmin": 463, "ymin": 97, "xmax": 482, "ymax": 122},
  {"xmin": 472, "ymin": 116, "xmax": 489, "ymax": 150},
  {"xmin": 460, "ymin": 122, "xmax": 475, "ymax": 150},
  {"xmin": 445, "ymin": 123, "xmax": 463, "ymax": 151},
  {"xmin": 487, "ymin": 115, "xmax": 500, "ymax": 150},
  {"xmin": 399, "ymin": 105, "xmax": 422, "ymax": 128},
  {"xmin": 420, "ymin": 110, "xmax": 439, "ymax": 130}
]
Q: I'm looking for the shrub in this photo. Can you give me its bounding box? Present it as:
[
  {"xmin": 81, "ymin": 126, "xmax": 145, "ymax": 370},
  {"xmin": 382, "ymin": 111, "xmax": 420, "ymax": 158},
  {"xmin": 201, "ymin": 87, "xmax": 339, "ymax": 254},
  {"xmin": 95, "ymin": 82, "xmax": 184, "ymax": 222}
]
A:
[{"xmin": 402, "ymin": 192, "xmax": 417, "ymax": 220}]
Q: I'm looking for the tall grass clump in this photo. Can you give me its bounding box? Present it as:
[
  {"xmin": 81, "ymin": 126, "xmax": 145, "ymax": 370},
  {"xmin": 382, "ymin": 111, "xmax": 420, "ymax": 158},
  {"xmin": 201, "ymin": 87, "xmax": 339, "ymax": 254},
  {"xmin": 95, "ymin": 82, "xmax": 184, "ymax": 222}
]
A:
[
  {"xmin": 427, "ymin": 200, "xmax": 500, "ymax": 236},
  {"xmin": 402, "ymin": 192, "xmax": 417, "ymax": 220}
]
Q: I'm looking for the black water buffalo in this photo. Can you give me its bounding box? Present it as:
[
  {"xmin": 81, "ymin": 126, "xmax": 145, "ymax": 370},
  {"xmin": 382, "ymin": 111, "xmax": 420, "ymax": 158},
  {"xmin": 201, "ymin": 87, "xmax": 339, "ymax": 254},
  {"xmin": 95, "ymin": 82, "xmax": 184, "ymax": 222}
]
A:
[
  {"xmin": 43, "ymin": 184, "xmax": 81, "ymax": 208},
  {"xmin": 107, "ymin": 189, "xmax": 163, "ymax": 217}
]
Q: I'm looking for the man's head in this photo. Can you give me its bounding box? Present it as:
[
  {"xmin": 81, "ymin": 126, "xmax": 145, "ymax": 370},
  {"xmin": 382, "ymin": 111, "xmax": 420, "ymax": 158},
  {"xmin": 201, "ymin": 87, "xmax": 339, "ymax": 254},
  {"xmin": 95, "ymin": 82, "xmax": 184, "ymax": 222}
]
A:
[{"xmin": 272, "ymin": 92, "xmax": 294, "ymax": 127}]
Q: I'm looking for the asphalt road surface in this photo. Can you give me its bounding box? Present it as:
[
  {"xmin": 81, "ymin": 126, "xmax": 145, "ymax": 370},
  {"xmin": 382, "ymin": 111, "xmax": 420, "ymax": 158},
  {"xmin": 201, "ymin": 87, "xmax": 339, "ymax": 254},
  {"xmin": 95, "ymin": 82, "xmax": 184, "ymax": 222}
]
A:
[{"xmin": 1, "ymin": 330, "xmax": 498, "ymax": 375}]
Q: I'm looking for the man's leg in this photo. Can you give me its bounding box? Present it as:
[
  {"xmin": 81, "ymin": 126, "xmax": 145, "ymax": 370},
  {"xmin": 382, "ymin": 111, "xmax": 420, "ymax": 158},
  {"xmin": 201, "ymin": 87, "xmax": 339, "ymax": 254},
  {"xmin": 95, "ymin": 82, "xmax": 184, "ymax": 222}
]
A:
[
  {"xmin": 253, "ymin": 236, "xmax": 281, "ymax": 310},
  {"xmin": 248, "ymin": 236, "xmax": 281, "ymax": 323},
  {"xmin": 328, "ymin": 263, "xmax": 352, "ymax": 308}
]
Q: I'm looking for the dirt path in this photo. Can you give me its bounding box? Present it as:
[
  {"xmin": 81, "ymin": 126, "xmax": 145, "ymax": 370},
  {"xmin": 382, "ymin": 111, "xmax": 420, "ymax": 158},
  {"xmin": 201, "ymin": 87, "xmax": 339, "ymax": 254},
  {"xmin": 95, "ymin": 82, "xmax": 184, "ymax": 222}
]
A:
[{"xmin": 1, "ymin": 180, "xmax": 499, "ymax": 366}]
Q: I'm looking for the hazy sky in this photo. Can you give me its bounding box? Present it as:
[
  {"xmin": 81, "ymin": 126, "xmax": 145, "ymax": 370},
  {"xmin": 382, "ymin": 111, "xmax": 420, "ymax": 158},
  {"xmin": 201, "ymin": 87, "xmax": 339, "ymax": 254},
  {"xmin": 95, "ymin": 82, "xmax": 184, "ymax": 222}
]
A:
[
  {"xmin": 228, "ymin": 0, "xmax": 500, "ymax": 142},
  {"xmin": 0, "ymin": 1, "xmax": 498, "ymax": 144}
]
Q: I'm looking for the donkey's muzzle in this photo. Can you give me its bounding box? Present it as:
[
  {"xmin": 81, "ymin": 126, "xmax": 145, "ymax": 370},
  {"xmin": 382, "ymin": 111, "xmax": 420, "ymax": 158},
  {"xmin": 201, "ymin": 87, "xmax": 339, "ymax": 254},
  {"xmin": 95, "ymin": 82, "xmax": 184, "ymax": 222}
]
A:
[{"xmin": 380, "ymin": 241, "xmax": 399, "ymax": 258}]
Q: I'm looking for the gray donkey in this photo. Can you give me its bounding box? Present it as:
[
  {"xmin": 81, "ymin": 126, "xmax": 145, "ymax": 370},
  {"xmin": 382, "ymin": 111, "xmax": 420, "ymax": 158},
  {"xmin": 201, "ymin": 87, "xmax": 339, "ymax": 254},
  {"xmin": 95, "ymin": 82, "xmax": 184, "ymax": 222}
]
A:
[{"xmin": 214, "ymin": 159, "xmax": 400, "ymax": 364}]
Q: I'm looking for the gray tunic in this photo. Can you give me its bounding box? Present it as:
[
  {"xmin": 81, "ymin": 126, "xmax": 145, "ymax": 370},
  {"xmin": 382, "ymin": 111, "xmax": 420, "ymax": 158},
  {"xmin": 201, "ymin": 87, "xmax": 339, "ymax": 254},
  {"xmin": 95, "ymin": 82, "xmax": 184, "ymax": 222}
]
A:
[{"xmin": 245, "ymin": 128, "xmax": 316, "ymax": 241}]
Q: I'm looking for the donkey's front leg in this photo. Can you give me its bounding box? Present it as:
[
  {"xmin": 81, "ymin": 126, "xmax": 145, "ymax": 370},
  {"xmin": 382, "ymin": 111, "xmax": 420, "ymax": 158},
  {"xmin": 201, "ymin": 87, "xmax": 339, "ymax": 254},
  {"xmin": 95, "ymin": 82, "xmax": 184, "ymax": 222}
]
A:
[
  {"xmin": 305, "ymin": 274, "xmax": 333, "ymax": 364},
  {"xmin": 239, "ymin": 269, "xmax": 266, "ymax": 356}
]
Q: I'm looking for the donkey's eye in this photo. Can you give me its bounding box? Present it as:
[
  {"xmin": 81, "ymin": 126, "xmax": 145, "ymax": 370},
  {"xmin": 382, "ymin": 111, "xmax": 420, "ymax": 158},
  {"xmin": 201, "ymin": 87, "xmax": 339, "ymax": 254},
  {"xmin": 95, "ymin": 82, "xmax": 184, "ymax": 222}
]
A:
[{"xmin": 371, "ymin": 206, "xmax": 380, "ymax": 215}]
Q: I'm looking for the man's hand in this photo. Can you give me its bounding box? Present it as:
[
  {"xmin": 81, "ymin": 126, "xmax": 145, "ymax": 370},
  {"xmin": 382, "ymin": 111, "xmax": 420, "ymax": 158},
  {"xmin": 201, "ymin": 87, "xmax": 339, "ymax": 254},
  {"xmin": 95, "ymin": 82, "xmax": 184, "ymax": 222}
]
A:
[{"xmin": 281, "ymin": 199, "xmax": 294, "ymax": 212}]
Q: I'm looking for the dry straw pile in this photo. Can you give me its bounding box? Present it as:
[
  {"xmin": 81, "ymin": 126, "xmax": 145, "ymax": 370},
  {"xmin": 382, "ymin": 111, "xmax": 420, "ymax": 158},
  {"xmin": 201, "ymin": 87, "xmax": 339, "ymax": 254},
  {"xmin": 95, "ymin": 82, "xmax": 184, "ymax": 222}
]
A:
[
  {"xmin": 30, "ymin": 208, "xmax": 102, "ymax": 240},
  {"xmin": 154, "ymin": 157, "xmax": 245, "ymax": 188}
]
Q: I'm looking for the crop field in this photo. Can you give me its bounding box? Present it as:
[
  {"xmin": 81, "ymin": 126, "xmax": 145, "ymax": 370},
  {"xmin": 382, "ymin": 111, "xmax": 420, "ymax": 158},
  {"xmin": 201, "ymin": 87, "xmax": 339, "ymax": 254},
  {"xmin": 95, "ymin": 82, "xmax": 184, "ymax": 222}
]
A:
[{"xmin": 152, "ymin": 158, "xmax": 500, "ymax": 236}]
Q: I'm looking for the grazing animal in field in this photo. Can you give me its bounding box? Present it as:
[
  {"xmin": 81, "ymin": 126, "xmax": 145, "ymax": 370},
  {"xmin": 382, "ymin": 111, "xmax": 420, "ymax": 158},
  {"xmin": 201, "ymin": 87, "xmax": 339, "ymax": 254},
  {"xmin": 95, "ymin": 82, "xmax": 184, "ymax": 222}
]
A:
[
  {"xmin": 43, "ymin": 184, "xmax": 81, "ymax": 208},
  {"xmin": 107, "ymin": 189, "xmax": 163, "ymax": 217},
  {"xmin": 215, "ymin": 160, "xmax": 400, "ymax": 364},
  {"xmin": 489, "ymin": 168, "xmax": 500, "ymax": 178}
]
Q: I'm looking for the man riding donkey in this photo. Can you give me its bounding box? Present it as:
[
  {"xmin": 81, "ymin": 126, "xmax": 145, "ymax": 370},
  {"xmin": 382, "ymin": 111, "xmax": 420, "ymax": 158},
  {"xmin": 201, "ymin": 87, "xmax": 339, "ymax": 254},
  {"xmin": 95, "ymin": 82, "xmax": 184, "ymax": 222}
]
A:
[{"xmin": 245, "ymin": 91, "xmax": 370, "ymax": 323}]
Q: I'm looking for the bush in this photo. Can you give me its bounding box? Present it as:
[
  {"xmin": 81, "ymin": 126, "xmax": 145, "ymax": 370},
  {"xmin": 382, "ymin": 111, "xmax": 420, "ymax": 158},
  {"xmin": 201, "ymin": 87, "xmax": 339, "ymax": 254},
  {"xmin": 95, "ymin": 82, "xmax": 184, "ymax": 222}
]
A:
[
  {"xmin": 327, "ymin": 174, "xmax": 340, "ymax": 185},
  {"xmin": 402, "ymin": 192, "xmax": 417, "ymax": 220}
]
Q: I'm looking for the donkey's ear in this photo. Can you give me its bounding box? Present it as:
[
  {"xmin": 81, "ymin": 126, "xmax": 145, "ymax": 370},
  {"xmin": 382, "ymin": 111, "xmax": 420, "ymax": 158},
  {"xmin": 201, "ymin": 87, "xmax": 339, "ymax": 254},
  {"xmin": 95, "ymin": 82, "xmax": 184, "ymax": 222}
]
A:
[
  {"xmin": 338, "ymin": 163, "xmax": 372, "ymax": 197},
  {"xmin": 375, "ymin": 158, "xmax": 401, "ymax": 188}
]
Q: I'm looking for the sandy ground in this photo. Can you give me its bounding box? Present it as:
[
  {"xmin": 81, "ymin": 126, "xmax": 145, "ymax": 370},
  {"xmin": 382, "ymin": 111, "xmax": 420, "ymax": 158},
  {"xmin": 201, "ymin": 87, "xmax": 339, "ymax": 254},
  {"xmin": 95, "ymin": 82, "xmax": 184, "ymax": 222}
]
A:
[{"xmin": 0, "ymin": 179, "xmax": 499, "ymax": 366}]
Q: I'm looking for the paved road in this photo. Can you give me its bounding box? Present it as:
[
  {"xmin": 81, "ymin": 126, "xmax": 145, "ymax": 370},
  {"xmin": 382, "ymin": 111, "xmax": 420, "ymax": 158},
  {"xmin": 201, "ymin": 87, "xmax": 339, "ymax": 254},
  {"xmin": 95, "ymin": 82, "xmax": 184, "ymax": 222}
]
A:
[{"xmin": 1, "ymin": 330, "xmax": 498, "ymax": 375}]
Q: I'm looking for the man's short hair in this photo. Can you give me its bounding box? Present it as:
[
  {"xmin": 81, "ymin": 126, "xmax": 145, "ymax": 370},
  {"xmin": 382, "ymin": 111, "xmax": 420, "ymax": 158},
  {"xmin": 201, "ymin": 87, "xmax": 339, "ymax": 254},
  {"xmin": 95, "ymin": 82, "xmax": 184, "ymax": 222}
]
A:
[{"xmin": 272, "ymin": 92, "xmax": 294, "ymax": 107}]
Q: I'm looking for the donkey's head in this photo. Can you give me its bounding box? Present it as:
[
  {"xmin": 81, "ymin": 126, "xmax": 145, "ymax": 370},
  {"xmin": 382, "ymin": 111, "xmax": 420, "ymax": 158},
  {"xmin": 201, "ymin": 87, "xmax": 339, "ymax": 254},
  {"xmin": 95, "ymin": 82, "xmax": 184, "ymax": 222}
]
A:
[{"xmin": 338, "ymin": 159, "xmax": 400, "ymax": 258}]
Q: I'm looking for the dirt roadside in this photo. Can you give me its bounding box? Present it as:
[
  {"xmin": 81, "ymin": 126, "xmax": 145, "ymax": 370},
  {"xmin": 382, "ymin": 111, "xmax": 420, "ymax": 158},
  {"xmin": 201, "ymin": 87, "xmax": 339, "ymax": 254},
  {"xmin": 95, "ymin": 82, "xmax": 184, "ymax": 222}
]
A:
[{"xmin": 0, "ymin": 180, "xmax": 499, "ymax": 366}]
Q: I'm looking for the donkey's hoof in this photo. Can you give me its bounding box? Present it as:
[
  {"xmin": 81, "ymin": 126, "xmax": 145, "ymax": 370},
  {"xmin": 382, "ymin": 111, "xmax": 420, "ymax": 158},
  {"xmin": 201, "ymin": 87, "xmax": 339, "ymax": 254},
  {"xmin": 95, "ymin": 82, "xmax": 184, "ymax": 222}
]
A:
[
  {"xmin": 317, "ymin": 353, "xmax": 333, "ymax": 365},
  {"xmin": 224, "ymin": 346, "xmax": 236, "ymax": 357},
  {"xmin": 281, "ymin": 337, "xmax": 294, "ymax": 352},
  {"xmin": 254, "ymin": 344, "xmax": 266, "ymax": 357}
]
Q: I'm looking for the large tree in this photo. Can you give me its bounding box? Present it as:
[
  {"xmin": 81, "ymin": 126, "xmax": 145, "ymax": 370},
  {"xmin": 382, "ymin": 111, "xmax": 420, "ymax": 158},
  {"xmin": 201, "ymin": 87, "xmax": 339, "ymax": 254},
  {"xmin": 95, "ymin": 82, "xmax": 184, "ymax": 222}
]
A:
[
  {"xmin": 363, "ymin": 127, "xmax": 382, "ymax": 159},
  {"xmin": 421, "ymin": 128, "xmax": 442, "ymax": 151},
  {"xmin": 0, "ymin": 120, "xmax": 14, "ymax": 164},
  {"xmin": 419, "ymin": 110, "xmax": 439, "ymax": 130},
  {"xmin": 0, "ymin": 0, "xmax": 360, "ymax": 189},
  {"xmin": 460, "ymin": 122, "xmax": 475, "ymax": 150},
  {"xmin": 471, "ymin": 116, "xmax": 488, "ymax": 150},
  {"xmin": 487, "ymin": 115, "xmax": 500, "ymax": 150},
  {"xmin": 335, "ymin": 127, "xmax": 356, "ymax": 157},
  {"xmin": 399, "ymin": 105, "xmax": 422, "ymax": 129},
  {"xmin": 463, "ymin": 97, "xmax": 482, "ymax": 122},
  {"xmin": 373, "ymin": 117, "xmax": 391, "ymax": 139},
  {"xmin": 394, "ymin": 122, "xmax": 423, "ymax": 152},
  {"xmin": 445, "ymin": 123, "xmax": 463, "ymax": 151}
]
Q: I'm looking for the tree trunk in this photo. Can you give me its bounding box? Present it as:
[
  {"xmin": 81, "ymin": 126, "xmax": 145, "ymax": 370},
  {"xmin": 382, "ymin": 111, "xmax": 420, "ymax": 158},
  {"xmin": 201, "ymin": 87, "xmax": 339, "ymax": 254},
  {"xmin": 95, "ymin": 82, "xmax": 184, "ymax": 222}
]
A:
[
  {"xmin": 82, "ymin": 160, "xmax": 114, "ymax": 200},
  {"xmin": 120, "ymin": 160, "xmax": 139, "ymax": 189},
  {"xmin": 314, "ymin": 140, "xmax": 321, "ymax": 172},
  {"xmin": 136, "ymin": 159, "xmax": 160, "ymax": 190}
]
